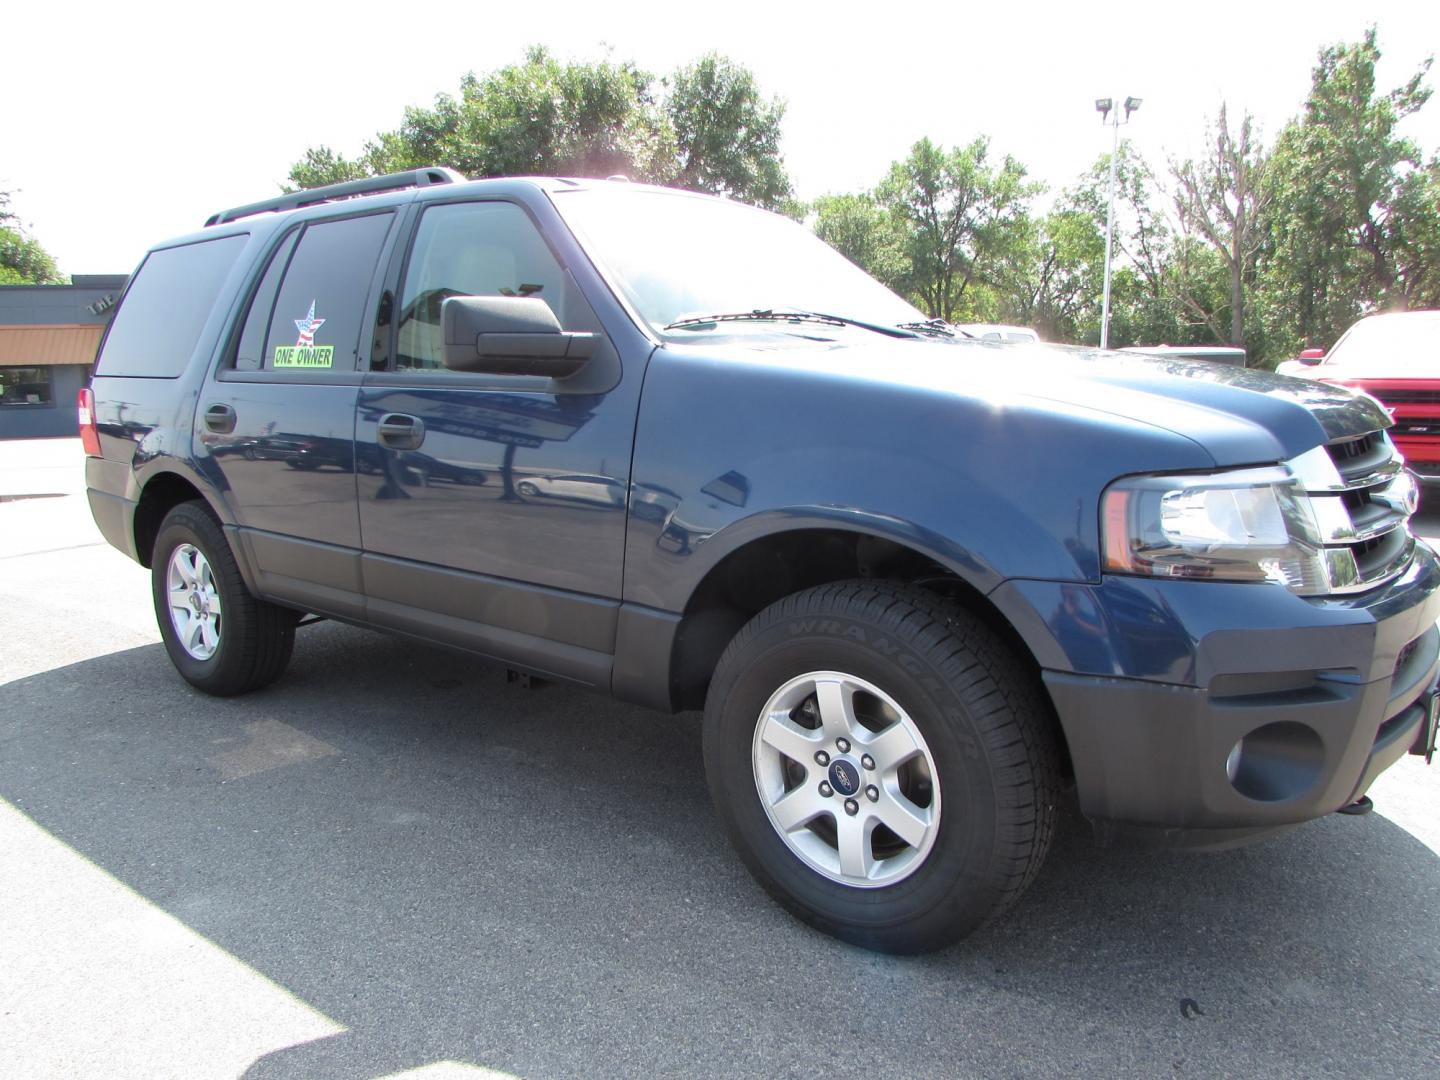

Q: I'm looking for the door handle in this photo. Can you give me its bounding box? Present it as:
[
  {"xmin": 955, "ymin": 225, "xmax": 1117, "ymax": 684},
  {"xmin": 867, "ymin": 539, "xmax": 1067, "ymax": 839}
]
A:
[
  {"xmin": 204, "ymin": 403, "xmax": 236, "ymax": 434},
  {"xmin": 377, "ymin": 412, "xmax": 425, "ymax": 450}
]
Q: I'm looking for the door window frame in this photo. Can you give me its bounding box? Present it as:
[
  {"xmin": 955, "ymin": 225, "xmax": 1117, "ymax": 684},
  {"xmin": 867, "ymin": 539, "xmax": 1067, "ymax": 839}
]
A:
[
  {"xmin": 215, "ymin": 207, "xmax": 401, "ymax": 387},
  {"xmin": 363, "ymin": 196, "xmax": 618, "ymax": 395}
]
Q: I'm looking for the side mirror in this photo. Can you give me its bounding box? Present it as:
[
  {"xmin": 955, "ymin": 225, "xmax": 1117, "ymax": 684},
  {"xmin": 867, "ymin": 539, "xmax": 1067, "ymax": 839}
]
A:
[
  {"xmin": 1298, "ymin": 348, "xmax": 1325, "ymax": 366},
  {"xmin": 442, "ymin": 295, "xmax": 594, "ymax": 377}
]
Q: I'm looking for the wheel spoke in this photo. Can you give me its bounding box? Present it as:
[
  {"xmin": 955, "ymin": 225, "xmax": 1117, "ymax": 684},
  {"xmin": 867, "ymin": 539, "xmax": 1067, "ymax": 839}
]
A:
[
  {"xmin": 760, "ymin": 712, "xmax": 822, "ymax": 764},
  {"xmin": 183, "ymin": 612, "xmax": 205, "ymax": 653},
  {"xmin": 175, "ymin": 552, "xmax": 197, "ymax": 588},
  {"xmin": 866, "ymin": 721, "xmax": 922, "ymax": 772},
  {"xmin": 873, "ymin": 790, "xmax": 930, "ymax": 849},
  {"xmin": 770, "ymin": 786, "xmax": 827, "ymax": 833},
  {"xmin": 198, "ymin": 618, "xmax": 218, "ymax": 654},
  {"xmin": 835, "ymin": 815, "xmax": 875, "ymax": 879},
  {"xmin": 207, "ymin": 589, "xmax": 222, "ymax": 616},
  {"xmin": 168, "ymin": 587, "xmax": 190, "ymax": 614},
  {"xmin": 814, "ymin": 676, "xmax": 858, "ymax": 743}
]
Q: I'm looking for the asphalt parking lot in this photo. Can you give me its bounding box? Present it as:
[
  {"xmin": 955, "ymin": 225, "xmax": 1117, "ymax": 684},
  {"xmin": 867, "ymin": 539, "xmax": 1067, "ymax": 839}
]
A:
[{"xmin": 3, "ymin": 438, "xmax": 1439, "ymax": 1079}]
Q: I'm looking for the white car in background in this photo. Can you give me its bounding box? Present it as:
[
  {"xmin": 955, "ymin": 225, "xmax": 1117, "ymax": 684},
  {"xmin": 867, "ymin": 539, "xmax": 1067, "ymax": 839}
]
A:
[{"xmin": 954, "ymin": 323, "xmax": 1041, "ymax": 344}]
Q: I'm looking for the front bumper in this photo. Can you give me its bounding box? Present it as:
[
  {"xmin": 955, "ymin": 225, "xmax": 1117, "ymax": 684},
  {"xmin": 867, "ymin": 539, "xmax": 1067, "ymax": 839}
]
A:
[{"xmin": 994, "ymin": 542, "xmax": 1440, "ymax": 848}]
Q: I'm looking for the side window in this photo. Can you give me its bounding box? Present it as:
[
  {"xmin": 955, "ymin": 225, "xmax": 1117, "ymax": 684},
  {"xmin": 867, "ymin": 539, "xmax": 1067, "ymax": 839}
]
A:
[
  {"xmin": 96, "ymin": 234, "xmax": 247, "ymax": 378},
  {"xmin": 260, "ymin": 213, "xmax": 394, "ymax": 372},
  {"xmin": 232, "ymin": 230, "xmax": 299, "ymax": 370},
  {"xmin": 395, "ymin": 202, "xmax": 570, "ymax": 372}
]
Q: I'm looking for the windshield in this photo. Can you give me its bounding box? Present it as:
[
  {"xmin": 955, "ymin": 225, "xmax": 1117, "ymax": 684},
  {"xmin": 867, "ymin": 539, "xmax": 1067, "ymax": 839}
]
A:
[
  {"xmin": 551, "ymin": 187, "xmax": 926, "ymax": 334},
  {"xmin": 1324, "ymin": 313, "xmax": 1440, "ymax": 376}
]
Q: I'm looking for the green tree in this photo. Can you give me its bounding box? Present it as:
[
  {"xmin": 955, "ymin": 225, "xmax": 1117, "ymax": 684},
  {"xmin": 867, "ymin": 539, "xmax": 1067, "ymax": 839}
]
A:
[
  {"xmin": 997, "ymin": 207, "xmax": 1105, "ymax": 343},
  {"xmin": 1067, "ymin": 144, "xmax": 1192, "ymax": 346},
  {"xmin": 1171, "ymin": 104, "xmax": 1269, "ymax": 347},
  {"xmin": 1065, "ymin": 143, "xmax": 1238, "ymax": 349},
  {"xmin": 0, "ymin": 191, "xmax": 62, "ymax": 284},
  {"xmin": 287, "ymin": 146, "xmax": 369, "ymax": 189},
  {"xmin": 1258, "ymin": 29, "xmax": 1436, "ymax": 353},
  {"xmin": 665, "ymin": 54, "xmax": 791, "ymax": 208},
  {"xmin": 811, "ymin": 192, "xmax": 906, "ymax": 290},
  {"xmin": 875, "ymin": 138, "xmax": 1035, "ymax": 321},
  {"xmin": 286, "ymin": 48, "xmax": 792, "ymax": 208},
  {"xmin": 288, "ymin": 48, "xmax": 667, "ymax": 186}
]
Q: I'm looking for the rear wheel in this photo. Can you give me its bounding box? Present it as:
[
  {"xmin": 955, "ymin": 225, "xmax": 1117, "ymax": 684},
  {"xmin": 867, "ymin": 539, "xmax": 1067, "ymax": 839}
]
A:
[
  {"xmin": 151, "ymin": 501, "xmax": 296, "ymax": 696},
  {"xmin": 703, "ymin": 581, "xmax": 1060, "ymax": 953}
]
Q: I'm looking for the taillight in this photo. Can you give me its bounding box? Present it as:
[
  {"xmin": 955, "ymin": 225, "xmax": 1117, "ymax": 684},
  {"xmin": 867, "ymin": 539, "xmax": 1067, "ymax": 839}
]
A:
[{"xmin": 77, "ymin": 388, "xmax": 102, "ymax": 456}]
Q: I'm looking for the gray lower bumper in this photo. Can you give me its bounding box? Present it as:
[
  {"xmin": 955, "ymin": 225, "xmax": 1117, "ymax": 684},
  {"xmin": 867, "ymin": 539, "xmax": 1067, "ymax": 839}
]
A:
[{"xmin": 1044, "ymin": 619, "xmax": 1439, "ymax": 849}]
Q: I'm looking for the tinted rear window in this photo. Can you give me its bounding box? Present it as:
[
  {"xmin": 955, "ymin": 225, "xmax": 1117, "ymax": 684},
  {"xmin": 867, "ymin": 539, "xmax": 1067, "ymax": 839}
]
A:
[{"xmin": 96, "ymin": 234, "xmax": 247, "ymax": 377}]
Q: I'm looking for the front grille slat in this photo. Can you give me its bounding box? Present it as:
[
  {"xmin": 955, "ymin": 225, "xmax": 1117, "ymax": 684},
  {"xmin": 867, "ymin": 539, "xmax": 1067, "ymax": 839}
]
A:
[
  {"xmin": 1309, "ymin": 429, "xmax": 1417, "ymax": 594},
  {"xmin": 1325, "ymin": 430, "xmax": 1393, "ymax": 481},
  {"xmin": 1347, "ymin": 499, "xmax": 1409, "ymax": 542}
]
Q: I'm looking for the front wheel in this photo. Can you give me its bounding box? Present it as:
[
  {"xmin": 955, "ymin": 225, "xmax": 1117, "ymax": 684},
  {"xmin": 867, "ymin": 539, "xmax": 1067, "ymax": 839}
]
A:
[
  {"xmin": 151, "ymin": 501, "xmax": 296, "ymax": 696},
  {"xmin": 703, "ymin": 581, "xmax": 1060, "ymax": 953}
]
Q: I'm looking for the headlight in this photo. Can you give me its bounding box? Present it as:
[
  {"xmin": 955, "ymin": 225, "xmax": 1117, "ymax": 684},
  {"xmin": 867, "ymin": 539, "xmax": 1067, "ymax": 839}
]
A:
[{"xmin": 1101, "ymin": 466, "xmax": 1331, "ymax": 594}]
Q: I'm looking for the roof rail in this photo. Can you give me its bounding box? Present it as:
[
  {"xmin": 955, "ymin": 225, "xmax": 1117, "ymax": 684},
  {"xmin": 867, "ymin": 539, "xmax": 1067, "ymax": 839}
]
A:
[{"xmin": 204, "ymin": 167, "xmax": 467, "ymax": 227}]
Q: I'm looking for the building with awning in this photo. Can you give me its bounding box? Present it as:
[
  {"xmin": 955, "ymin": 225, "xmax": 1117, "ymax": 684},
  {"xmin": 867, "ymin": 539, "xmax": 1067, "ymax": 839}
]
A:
[{"xmin": 0, "ymin": 275, "xmax": 127, "ymax": 438}]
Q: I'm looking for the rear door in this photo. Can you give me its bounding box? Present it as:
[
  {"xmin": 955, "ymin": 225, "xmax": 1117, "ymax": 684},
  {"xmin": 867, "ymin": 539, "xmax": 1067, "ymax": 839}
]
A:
[
  {"xmin": 200, "ymin": 210, "xmax": 398, "ymax": 619},
  {"xmin": 354, "ymin": 196, "xmax": 641, "ymax": 685}
]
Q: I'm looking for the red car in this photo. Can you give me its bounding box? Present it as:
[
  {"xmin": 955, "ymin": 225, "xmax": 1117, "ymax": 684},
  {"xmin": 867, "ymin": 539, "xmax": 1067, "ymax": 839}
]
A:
[{"xmin": 1283, "ymin": 311, "xmax": 1440, "ymax": 483}]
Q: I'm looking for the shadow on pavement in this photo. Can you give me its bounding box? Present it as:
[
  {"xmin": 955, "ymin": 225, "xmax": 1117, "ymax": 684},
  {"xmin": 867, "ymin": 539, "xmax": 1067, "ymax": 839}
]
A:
[{"xmin": 3, "ymin": 621, "xmax": 1438, "ymax": 1079}]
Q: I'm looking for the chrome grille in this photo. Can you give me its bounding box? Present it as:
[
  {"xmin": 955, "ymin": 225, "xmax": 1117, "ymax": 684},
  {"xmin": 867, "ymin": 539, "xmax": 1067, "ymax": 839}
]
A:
[
  {"xmin": 1326, "ymin": 430, "xmax": 1388, "ymax": 472},
  {"xmin": 1291, "ymin": 430, "xmax": 1418, "ymax": 594}
]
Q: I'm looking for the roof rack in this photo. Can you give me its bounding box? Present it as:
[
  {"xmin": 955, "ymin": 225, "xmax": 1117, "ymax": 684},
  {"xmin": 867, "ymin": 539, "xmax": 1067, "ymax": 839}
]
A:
[{"xmin": 204, "ymin": 167, "xmax": 467, "ymax": 227}]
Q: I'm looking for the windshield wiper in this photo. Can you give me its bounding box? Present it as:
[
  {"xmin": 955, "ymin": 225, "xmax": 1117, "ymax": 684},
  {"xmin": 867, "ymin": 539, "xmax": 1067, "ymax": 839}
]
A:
[
  {"xmin": 664, "ymin": 308, "xmax": 920, "ymax": 339},
  {"xmin": 896, "ymin": 319, "xmax": 972, "ymax": 339}
]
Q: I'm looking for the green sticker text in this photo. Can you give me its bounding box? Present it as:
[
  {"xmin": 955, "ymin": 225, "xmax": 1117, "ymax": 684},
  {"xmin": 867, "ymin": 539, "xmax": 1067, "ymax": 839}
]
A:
[{"xmin": 272, "ymin": 346, "xmax": 334, "ymax": 369}]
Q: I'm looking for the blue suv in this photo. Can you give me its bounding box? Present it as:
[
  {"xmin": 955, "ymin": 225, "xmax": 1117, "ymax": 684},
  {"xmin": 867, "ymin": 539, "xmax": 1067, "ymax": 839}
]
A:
[{"xmin": 82, "ymin": 169, "xmax": 1440, "ymax": 952}]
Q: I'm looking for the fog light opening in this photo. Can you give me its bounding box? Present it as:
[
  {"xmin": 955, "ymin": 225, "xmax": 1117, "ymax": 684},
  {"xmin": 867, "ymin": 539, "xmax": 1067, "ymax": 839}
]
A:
[{"xmin": 1226, "ymin": 721, "xmax": 1326, "ymax": 803}]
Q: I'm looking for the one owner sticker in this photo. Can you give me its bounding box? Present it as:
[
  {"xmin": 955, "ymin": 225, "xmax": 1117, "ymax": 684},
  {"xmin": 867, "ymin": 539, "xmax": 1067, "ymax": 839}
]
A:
[{"xmin": 272, "ymin": 300, "xmax": 334, "ymax": 368}]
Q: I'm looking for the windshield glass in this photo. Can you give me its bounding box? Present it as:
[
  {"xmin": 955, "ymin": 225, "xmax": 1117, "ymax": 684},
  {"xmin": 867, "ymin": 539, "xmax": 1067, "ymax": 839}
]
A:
[
  {"xmin": 1324, "ymin": 313, "xmax": 1440, "ymax": 376},
  {"xmin": 552, "ymin": 187, "xmax": 925, "ymax": 334}
]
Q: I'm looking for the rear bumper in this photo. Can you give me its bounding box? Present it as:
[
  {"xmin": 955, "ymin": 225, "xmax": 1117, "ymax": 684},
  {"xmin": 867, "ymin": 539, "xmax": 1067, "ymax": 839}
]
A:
[
  {"xmin": 87, "ymin": 487, "xmax": 140, "ymax": 563},
  {"xmin": 995, "ymin": 543, "xmax": 1440, "ymax": 848}
]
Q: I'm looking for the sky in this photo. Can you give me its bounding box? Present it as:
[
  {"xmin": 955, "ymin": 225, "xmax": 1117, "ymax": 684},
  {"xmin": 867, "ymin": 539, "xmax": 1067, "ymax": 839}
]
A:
[{"xmin": 4, "ymin": 0, "xmax": 1438, "ymax": 275}]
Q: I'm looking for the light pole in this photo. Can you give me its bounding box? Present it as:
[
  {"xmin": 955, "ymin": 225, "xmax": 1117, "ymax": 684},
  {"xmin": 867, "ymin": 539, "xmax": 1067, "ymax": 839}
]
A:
[{"xmin": 1096, "ymin": 95, "xmax": 1141, "ymax": 350}]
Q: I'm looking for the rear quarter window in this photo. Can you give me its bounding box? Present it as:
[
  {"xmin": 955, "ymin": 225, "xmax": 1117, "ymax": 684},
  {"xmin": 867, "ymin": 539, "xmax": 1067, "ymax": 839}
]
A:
[{"xmin": 96, "ymin": 233, "xmax": 247, "ymax": 377}]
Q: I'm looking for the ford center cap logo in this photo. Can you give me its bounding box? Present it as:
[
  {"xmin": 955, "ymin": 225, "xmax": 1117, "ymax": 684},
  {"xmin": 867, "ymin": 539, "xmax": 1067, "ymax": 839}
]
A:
[{"xmin": 828, "ymin": 758, "xmax": 861, "ymax": 798}]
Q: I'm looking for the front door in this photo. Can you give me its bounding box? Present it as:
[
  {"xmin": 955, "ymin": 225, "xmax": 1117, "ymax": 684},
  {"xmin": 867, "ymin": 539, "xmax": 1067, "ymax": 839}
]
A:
[{"xmin": 355, "ymin": 198, "xmax": 641, "ymax": 684}]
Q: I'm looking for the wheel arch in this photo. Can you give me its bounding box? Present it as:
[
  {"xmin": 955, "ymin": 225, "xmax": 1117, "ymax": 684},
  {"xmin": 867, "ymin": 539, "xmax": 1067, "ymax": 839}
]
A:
[
  {"xmin": 132, "ymin": 471, "xmax": 221, "ymax": 569},
  {"xmin": 666, "ymin": 518, "xmax": 1048, "ymax": 716}
]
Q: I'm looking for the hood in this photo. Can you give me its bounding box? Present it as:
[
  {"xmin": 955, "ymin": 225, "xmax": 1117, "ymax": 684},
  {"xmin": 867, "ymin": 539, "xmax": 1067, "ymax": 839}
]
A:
[
  {"xmin": 1042, "ymin": 343, "xmax": 1391, "ymax": 445},
  {"xmin": 671, "ymin": 332, "xmax": 1392, "ymax": 466}
]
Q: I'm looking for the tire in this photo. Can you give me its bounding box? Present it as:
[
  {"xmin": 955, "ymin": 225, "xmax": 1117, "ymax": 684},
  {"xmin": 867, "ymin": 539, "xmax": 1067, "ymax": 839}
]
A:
[
  {"xmin": 517, "ymin": 481, "xmax": 540, "ymax": 497},
  {"xmin": 150, "ymin": 500, "xmax": 296, "ymax": 696},
  {"xmin": 703, "ymin": 581, "xmax": 1060, "ymax": 953}
]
